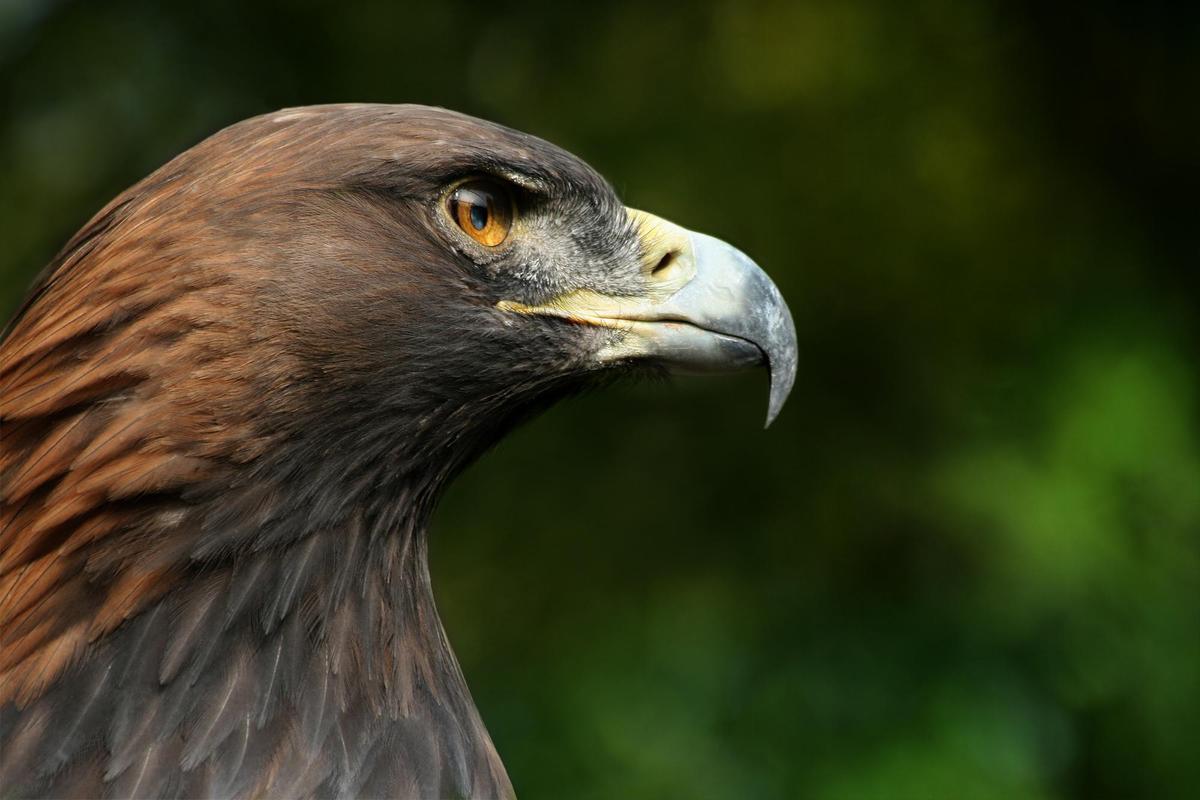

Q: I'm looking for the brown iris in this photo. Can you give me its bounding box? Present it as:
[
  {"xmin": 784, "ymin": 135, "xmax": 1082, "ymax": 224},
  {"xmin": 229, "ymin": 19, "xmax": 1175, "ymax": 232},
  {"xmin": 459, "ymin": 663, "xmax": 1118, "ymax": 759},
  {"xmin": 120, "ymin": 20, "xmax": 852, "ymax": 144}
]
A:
[{"xmin": 448, "ymin": 180, "xmax": 513, "ymax": 247}]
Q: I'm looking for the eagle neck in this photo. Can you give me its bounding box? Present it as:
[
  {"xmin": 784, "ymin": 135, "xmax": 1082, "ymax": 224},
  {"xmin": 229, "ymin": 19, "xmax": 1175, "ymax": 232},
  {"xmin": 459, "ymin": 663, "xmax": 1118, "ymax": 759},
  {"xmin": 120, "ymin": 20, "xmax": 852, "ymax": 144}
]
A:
[{"xmin": 183, "ymin": 479, "xmax": 513, "ymax": 797}]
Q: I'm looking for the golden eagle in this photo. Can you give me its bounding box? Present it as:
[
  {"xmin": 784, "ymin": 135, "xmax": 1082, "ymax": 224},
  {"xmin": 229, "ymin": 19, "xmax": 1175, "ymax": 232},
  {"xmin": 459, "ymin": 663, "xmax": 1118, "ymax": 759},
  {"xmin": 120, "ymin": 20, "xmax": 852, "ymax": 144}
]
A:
[{"xmin": 0, "ymin": 104, "xmax": 795, "ymax": 799}]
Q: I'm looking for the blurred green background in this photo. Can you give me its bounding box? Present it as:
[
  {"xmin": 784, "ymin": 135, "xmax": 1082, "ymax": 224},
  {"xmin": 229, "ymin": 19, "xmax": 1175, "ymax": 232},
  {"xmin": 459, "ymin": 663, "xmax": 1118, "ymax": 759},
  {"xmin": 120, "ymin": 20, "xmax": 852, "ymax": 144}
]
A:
[{"xmin": 2, "ymin": 1, "xmax": 1198, "ymax": 798}]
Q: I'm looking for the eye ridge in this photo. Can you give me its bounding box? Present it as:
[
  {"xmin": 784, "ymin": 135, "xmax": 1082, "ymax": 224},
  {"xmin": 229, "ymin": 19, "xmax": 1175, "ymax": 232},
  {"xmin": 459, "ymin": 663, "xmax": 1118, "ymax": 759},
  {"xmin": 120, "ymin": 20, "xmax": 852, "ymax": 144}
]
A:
[{"xmin": 448, "ymin": 179, "xmax": 514, "ymax": 247}]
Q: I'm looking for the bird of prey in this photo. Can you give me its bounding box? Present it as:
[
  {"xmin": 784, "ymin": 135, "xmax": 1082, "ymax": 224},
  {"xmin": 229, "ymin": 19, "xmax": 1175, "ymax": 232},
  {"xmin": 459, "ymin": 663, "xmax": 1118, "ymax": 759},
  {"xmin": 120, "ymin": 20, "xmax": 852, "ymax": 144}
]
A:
[{"xmin": 0, "ymin": 104, "xmax": 795, "ymax": 799}]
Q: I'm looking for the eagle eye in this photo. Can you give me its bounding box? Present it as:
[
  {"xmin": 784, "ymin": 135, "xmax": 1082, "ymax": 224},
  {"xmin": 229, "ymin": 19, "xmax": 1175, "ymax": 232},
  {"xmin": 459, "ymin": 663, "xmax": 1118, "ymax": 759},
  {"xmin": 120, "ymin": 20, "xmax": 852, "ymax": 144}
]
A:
[{"xmin": 448, "ymin": 180, "xmax": 513, "ymax": 247}]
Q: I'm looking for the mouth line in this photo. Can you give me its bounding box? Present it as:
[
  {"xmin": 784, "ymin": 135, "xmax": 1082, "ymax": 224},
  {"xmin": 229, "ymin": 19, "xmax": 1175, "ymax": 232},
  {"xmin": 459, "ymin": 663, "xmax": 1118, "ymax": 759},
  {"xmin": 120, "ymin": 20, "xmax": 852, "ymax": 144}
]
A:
[
  {"xmin": 523, "ymin": 305, "xmax": 760, "ymax": 348},
  {"xmin": 614, "ymin": 319, "xmax": 766, "ymax": 362},
  {"xmin": 531, "ymin": 309, "xmax": 768, "ymax": 368}
]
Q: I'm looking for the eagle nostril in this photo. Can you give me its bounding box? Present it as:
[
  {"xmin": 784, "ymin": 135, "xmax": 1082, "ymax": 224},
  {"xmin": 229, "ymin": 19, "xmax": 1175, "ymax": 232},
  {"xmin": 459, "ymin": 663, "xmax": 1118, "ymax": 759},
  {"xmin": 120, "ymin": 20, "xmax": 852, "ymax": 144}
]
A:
[{"xmin": 651, "ymin": 250, "xmax": 678, "ymax": 279}]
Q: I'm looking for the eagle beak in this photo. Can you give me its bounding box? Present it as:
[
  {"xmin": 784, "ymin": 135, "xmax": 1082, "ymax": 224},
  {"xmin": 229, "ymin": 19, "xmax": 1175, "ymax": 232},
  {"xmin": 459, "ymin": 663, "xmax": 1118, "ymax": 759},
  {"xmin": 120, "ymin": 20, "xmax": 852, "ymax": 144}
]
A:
[{"xmin": 498, "ymin": 209, "xmax": 798, "ymax": 427}]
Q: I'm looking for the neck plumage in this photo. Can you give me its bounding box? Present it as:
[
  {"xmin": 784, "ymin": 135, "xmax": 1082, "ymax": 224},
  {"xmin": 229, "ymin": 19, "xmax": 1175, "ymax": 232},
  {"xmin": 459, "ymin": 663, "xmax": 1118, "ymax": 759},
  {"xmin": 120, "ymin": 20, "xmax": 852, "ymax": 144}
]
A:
[{"xmin": 2, "ymin": 471, "xmax": 515, "ymax": 800}]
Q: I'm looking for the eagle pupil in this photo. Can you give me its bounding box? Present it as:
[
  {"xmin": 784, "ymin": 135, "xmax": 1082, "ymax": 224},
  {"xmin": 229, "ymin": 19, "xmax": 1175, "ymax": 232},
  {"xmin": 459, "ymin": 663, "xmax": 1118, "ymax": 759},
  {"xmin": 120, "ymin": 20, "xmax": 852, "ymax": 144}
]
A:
[{"xmin": 470, "ymin": 202, "xmax": 489, "ymax": 231}]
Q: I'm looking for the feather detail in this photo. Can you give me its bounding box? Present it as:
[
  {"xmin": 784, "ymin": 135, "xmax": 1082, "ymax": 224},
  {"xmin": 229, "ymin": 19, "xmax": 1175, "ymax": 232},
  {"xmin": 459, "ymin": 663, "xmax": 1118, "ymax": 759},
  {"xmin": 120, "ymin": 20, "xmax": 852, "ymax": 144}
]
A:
[
  {"xmin": 225, "ymin": 711, "xmax": 290, "ymax": 800},
  {"xmin": 262, "ymin": 532, "xmax": 325, "ymax": 632},
  {"xmin": 108, "ymin": 737, "xmax": 181, "ymax": 800},
  {"xmin": 38, "ymin": 661, "xmax": 113, "ymax": 777},
  {"xmin": 222, "ymin": 555, "xmax": 270, "ymax": 624},
  {"xmin": 300, "ymin": 654, "xmax": 337, "ymax": 757},
  {"xmin": 158, "ymin": 578, "xmax": 223, "ymax": 684},
  {"xmin": 327, "ymin": 514, "xmax": 364, "ymax": 604},
  {"xmin": 329, "ymin": 704, "xmax": 379, "ymax": 798},
  {"xmin": 104, "ymin": 684, "xmax": 156, "ymax": 779},
  {"xmin": 104, "ymin": 686, "xmax": 177, "ymax": 781},
  {"xmin": 326, "ymin": 594, "xmax": 357, "ymax": 680},
  {"xmin": 266, "ymin": 736, "xmax": 334, "ymax": 800},
  {"xmin": 180, "ymin": 644, "xmax": 252, "ymax": 770},
  {"xmin": 0, "ymin": 703, "xmax": 51, "ymax": 784},
  {"xmin": 254, "ymin": 613, "xmax": 305, "ymax": 730},
  {"xmin": 254, "ymin": 632, "xmax": 286, "ymax": 731},
  {"xmin": 209, "ymin": 715, "xmax": 252, "ymax": 797},
  {"xmin": 114, "ymin": 604, "xmax": 165, "ymax": 687}
]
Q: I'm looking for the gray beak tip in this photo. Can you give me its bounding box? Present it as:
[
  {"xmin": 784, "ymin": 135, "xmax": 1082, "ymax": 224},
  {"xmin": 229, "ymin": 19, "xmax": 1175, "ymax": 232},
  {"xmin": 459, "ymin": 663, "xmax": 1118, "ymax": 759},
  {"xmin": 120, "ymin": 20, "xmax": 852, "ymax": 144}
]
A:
[
  {"xmin": 759, "ymin": 275, "xmax": 798, "ymax": 429},
  {"xmin": 763, "ymin": 358, "xmax": 797, "ymax": 428},
  {"xmin": 763, "ymin": 344, "xmax": 797, "ymax": 430}
]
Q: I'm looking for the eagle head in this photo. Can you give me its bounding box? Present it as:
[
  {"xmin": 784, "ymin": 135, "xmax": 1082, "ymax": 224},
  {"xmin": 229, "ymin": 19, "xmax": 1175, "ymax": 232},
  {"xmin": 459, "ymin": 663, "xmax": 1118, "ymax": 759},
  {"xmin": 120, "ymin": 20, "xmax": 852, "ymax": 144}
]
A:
[{"xmin": 0, "ymin": 104, "xmax": 795, "ymax": 799}]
